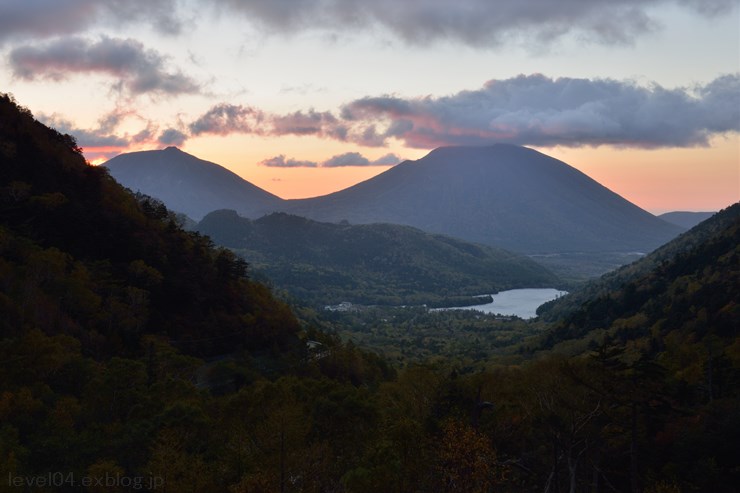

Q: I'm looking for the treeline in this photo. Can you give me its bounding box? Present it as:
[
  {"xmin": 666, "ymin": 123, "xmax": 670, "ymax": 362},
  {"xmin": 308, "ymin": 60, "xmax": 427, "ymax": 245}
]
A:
[
  {"xmin": 196, "ymin": 209, "xmax": 560, "ymax": 307},
  {"xmin": 4, "ymin": 335, "xmax": 735, "ymax": 492}
]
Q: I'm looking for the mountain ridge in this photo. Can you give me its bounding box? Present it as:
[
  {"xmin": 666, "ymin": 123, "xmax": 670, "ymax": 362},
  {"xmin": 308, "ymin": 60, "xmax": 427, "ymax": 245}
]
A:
[
  {"xmin": 104, "ymin": 145, "xmax": 684, "ymax": 264},
  {"xmin": 283, "ymin": 144, "xmax": 683, "ymax": 253},
  {"xmin": 659, "ymin": 210, "xmax": 716, "ymax": 229},
  {"xmin": 196, "ymin": 209, "xmax": 561, "ymax": 306},
  {"xmin": 104, "ymin": 146, "xmax": 283, "ymax": 220}
]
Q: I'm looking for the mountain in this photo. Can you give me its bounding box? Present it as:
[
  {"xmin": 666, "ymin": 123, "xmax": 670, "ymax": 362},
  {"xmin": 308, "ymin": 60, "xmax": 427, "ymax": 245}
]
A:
[
  {"xmin": 105, "ymin": 145, "xmax": 683, "ymax": 261},
  {"xmin": 0, "ymin": 94, "xmax": 300, "ymax": 358},
  {"xmin": 285, "ymin": 145, "xmax": 684, "ymax": 255},
  {"xmin": 197, "ymin": 210, "xmax": 560, "ymax": 306},
  {"xmin": 536, "ymin": 202, "xmax": 739, "ymax": 348},
  {"xmin": 104, "ymin": 147, "xmax": 283, "ymax": 220},
  {"xmin": 659, "ymin": 210, "xmax": 716, "ymax": 229}
]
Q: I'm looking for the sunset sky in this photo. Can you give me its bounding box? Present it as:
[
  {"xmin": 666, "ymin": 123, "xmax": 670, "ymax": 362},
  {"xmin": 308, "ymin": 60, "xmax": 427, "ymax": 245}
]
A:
[{"xmin": 1, "ymin": 0, "xmax": 738, "ymax": 213}]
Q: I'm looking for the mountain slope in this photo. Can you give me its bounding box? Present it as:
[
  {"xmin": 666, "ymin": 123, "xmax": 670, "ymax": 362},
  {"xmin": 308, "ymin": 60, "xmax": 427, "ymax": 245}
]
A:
[
  {"xmin": 285, "ymin": 144, "xmax": 684, "ymax": 254},
  {"xmin": 536, "ymin": 203, "xmax": 739, "ymax": 349},
  {"xmin": 0, "ymin": 94, "xmax": 300, "ymax": 357},
  {"xmin": 196, "ymin": 210, "xmax": 560, "ymax": 306},
  {"xmin": 104, "ymin": 147, "xmax": 283, "ymax": 220},
  {"xmin": 659, "ymin": 210, "xmax": 716, "ymax": 229},
  {"xmin": 105, "ymin": 145, "xmax": 683, "ymax": 264}
]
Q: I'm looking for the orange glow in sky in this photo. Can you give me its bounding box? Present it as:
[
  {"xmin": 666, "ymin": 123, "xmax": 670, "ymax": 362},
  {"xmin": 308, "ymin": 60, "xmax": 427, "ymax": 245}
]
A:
[{"xmin": 5, "ymin": 0, "xmax": 737, "ymax": 215}]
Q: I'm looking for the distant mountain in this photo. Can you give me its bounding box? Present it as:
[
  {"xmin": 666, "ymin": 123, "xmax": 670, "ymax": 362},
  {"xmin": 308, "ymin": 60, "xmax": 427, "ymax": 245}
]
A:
[
  {"xmin": 106, "ymin": 145, "xmax": 684, "ymax": 277},
  {"xmin": 104, "ymin": 147, "xmax": 283, "ymax": 220},
  {"xmin": 285, "ymin": 145, "xmax": 684, "ymax": 255},
  {"xmin": 659, "ymin": 210, "xmax": 716, "ymax": 229},
  {"xmin": 196, "ymin": 210, "xmax": 560, "ymax": 306}
]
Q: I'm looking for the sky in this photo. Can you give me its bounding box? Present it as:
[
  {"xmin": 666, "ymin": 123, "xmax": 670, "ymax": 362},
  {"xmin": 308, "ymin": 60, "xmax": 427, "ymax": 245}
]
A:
[{"xmin": 1, "ymin": 0, "xmax": 738, "ymax": 214}]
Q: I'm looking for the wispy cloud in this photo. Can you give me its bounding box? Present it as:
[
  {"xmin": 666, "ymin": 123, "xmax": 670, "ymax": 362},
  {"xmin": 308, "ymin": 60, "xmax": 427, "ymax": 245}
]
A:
[
  {"xmin": 212, "ymin": 0, "xmax": 736, "ymax": 47},
  {"xmin": 10, "ymin": 36, "xmax": 200, "ymax": 97},
  {"xmin": 259, "ymin": 151, "xmax": 402, "ymax": 168},
  {"xmin": 259, "ymin": 155, "xmax": 319, "ymax": 168},
  {"xmin": 0, "ymin": 0, "xmax": 181, "ymax": 43},
  {"xmin": 40, "ymin": 114, "xmax": 127, "ymax": 148},
  {"xmin": 39, "ymin": 109, "xmax": 166, "ymax": 161}
]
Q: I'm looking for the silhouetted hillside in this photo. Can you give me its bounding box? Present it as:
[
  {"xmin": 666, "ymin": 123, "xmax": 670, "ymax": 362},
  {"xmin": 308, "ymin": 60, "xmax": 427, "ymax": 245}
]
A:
[
  {"xmin": 197, "ymin": 210, "xmax": 560, "ymax": 306},
  {"xmin": 659, "ymin": 210, "xmax": 715, "ymax": 228},
  {"xmin": 286, "ymin": 145, "xmax": 684, "ymax": 254},
  {"xmin": 106, "ymin": 146, "xmax": 684, "ymax": 272},
  {"xmin": 105, "ymin": 147, "xmax": 283, "ymax": 220}
]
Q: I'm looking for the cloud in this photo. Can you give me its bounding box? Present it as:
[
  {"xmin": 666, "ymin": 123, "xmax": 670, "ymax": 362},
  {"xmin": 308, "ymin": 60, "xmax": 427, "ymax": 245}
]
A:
[
  {"xmin": 182, "ymin": 74, "xmax": 740, "ymax": 152},
  {"xmin": 321, "ymin": 152, "xmax": 371, "ymax": 167},
  {"xmin": 321, "ymin": 152, "xmax": 402, "ymax": 167},
  {"xmin": 271, "ymin": 110, "xmax": 339, "ymax": 136},
  {"xmin": 213, "ymin": 0, "xmax": 736, "ymax": 47},
  {"xmin": 38, "ymin": 110, "xmax": 170, "ymax": 162},
  {"xmin": 10, "ymin": 36, "xmax": 200, "ymax": 96},
  {"xmin": 158, "ymin": 128, "xmax": 188, "ymax": 146},
  {"xmin": 40, "ymin": 113, "xmax": 130, "ymax": 149},
  {"xmin": 372, "ymin": 153, "xmax": 403, "ymax": 165},
  {"xmin": 0, "ymin": 0, "xmax": 181, "ymax": 43},
  {"xmin": 339, "ymin": 74, "xmax": 740, "ymax": 149},
  {"xmin": 188, "ymin": 103, "xmax": 264, "ymax": 135},
  {"xmin": 259, "ymin": 151, "xmax": 401, "ymax": 168},
  {"xmin": 259, "ymin": 155, "xmax": 319, "ymax": 168}
]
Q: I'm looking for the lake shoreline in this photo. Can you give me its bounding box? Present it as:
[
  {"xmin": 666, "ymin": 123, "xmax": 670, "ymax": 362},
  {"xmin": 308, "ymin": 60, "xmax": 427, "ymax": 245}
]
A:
[{"xmin": 432, "ymin": 288, "xmax": 568, "ymax": 319}]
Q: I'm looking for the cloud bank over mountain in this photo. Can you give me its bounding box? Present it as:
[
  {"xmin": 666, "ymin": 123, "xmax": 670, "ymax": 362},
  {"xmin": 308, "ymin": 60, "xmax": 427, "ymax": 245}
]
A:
[
  {"xmin": 42, "ymin": 73, "xmax": 738, "ymax": 161},
  {"xmin": 184, "ymin": 74, "xmax": 740, "ymax": 150}
]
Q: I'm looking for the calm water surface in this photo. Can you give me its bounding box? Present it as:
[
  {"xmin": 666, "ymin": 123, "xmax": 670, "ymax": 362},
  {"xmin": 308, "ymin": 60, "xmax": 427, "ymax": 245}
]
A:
[{"xmin": 437, "ymin": 288, "xmax": 568, "ymax": 319}]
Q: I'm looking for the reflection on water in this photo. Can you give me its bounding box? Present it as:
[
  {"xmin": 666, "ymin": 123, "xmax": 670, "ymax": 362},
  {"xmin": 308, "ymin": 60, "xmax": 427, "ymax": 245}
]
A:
[{"xmin": 436, "ymin": 288, "xmax": 567, "ymax": 319}]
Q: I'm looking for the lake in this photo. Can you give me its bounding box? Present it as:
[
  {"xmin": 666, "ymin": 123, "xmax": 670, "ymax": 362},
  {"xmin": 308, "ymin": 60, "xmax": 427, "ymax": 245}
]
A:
[{"xmin": 435, "ymin": 288, "xmax": 568, "ymax": 319}]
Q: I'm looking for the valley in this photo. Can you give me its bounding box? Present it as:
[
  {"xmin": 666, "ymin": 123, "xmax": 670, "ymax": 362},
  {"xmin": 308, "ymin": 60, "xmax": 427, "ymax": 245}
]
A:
[{"xmin": 2, "ymin": 93, "xmax": 738, "ymax": 492}]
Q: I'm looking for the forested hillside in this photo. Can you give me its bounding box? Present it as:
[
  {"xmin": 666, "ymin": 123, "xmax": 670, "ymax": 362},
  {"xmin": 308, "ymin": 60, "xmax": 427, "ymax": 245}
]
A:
[
  {"xmin": 197, "ymin": 209, "xmax": 560, "ymax": 306},
  {"xmin": 0, "ymin": 94, "xmax": 300, "ymax": 358}
]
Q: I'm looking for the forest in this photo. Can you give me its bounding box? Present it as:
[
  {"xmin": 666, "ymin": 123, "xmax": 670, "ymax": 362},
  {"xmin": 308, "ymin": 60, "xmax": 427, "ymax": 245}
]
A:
[
  {"xmin": 195, "ymin": 208, "xmax": 560, "ymax": 308},
  {"xmin": 1, "ymin": 93, "xmax": 738, "ymax": 492}
]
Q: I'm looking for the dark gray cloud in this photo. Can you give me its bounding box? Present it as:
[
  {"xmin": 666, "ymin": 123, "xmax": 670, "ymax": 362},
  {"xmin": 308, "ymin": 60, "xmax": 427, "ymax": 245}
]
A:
[
  {"xmin": 10, "ymin": 36, "xmax": 200, "ymax": 96},
  {"xmin": 188, "ymin": 103, "xmax": 264, "ymax": 135},
  {"xmin": 340, "ymin": 74, "xmax": 740, "ymax": 148},
  {"xmin": 158, "ymin": 128, "xmax": 188, "ymax": 146},
  {"xmin": 321, "ymin": 152, "xmax": 371, "ymax": 167},
  {"xmin": 321, "ymin": 152, "xmax": 402, "ymax": 167},
  {"xmin": 213, "ymin": 0, "xmax": 737, "ymax": 47},
  {"xmin": 259, "ymin": 155, "xmax": 319, "ymax": 168},
  {"xmin": 0, "ymin": 0, "xmax": 181, "ymax": 43},
  {"xmin": 187, "ymin": 74, "xmax": 740, "ymax": 150}
]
